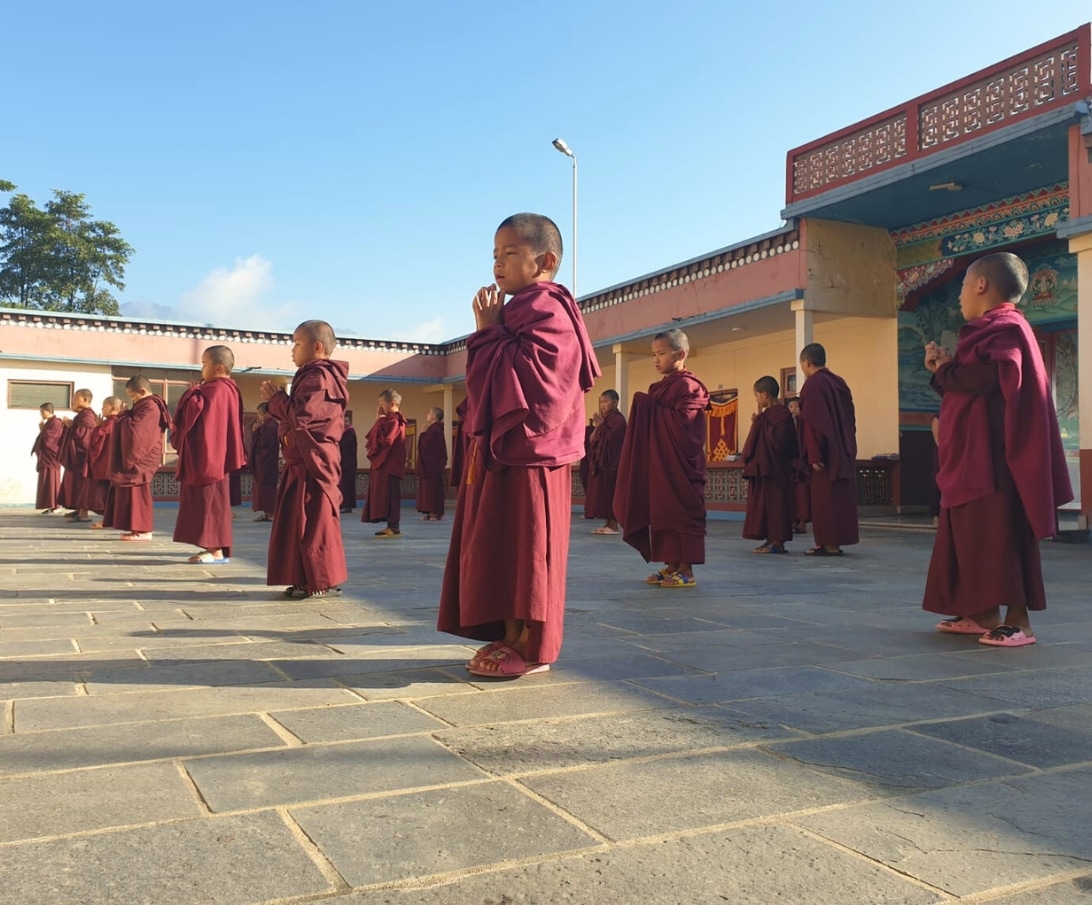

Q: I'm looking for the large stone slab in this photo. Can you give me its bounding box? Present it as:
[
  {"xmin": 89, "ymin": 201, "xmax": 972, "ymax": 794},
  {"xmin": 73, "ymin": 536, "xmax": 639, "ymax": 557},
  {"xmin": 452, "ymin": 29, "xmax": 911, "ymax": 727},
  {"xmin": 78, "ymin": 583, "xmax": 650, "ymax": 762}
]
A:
[
  {"xmin": 269, "ymin": 701, "xmax": 446, "ymax": 743},
  {"xmin": 909, "ymin": 713, "xmax": 1092, "ymax": 768},
  {"xmin": 339, "ymin": 667, "xmax": 481, "ymax": 702},
  {"xmin": 941, "ymin": 667, "xmax": 1092, "ymax": 709},
  {"xmin": 82, "ymin": 657, "xmax": 285, "ymax": 693},
  {"xmin": 631, "ymin": 665, "xmax": 874, "ymax": 705}
]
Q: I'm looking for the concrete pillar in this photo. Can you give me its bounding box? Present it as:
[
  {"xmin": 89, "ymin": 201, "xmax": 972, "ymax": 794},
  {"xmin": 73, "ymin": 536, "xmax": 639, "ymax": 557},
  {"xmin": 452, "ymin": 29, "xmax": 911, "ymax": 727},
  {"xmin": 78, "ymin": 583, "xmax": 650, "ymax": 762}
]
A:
[
  {"xmin": 792, "ymin": 302, "xmax": 814, "ymax": 390},
  {"xmin": 612, "ymin": 344, "xmax": 635, "ymax": 416},
  {"xmin": 442, "ymin": 384, "xmax": 455, "ymax": 463},
  {"xmin": 1068, "ymin": 232, "xmax": 1092, "ymax": 528}
]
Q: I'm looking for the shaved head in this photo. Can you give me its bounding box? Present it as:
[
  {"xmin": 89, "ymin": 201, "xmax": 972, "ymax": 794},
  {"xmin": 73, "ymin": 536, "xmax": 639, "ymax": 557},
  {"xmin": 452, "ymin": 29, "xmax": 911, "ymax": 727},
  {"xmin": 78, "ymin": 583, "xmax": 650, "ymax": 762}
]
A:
[
  {"xmin": 800, "ymin": 343, "xmax": 826, "ymax": 368},
  {"xmin": 75, "ymin": 388, "xmax": 93, "ymax": 403},
  {"xmin": 600, "ymin": 389, "xmax": 620, "ymax": 403},
  {"xmin": 378, "ymin": 388, "xmax": 402, "ymax": 405},
  {"xmin": 429, "ymin": 406, "xmax": 444, "ymax": 421},
  {"xmin": 968, "ymin": 252, "xmax": 1028, "ymax": 303},
  {"xmin": 654, "ymin": 329, "xmax": 689, "ymax": 354},
  {"xmin": 103, "ymin": 395, "xmax": 124, "ymax": 413},
  {"xmin": 296, "ymin": 320, "xmax": 337, "ymax": 355},
  {"xmin": 498, "ymin": 213, "xmax": 563, "ymax": 273},
  {"xmin": 40, "ymin": 403, "xmax": 55, "ymax": 414},
  {"xmin": 754, "ymin": 375, "xmax": 780, "ymax": 398},
  {"xmin": 204, "ymin": 345, "xmax": 235, "ymax": 373},
  {"xmin": 126, "ymin": 375, "xmax": 152, "ymax": 393}
]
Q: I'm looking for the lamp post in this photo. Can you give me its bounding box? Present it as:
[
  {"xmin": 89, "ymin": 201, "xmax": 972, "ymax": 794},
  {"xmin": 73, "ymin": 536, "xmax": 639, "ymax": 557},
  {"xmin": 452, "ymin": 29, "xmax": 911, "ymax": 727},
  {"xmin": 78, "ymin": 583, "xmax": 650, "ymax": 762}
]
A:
[{"xmin": 552, "ymin": 138, "xmax": 577, "ymax": 297}]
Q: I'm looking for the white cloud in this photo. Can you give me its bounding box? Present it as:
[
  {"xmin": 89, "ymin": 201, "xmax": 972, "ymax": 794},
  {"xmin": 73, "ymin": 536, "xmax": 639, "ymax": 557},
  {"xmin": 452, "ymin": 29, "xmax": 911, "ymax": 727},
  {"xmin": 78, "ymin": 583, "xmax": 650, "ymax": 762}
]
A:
[
  {"xmin": 386, "ymin": 317, "xmax": 447, "ymax": 344},
  {"xmin": 181, "ymin": 254, "xmax": 276, "ymax": 324}
]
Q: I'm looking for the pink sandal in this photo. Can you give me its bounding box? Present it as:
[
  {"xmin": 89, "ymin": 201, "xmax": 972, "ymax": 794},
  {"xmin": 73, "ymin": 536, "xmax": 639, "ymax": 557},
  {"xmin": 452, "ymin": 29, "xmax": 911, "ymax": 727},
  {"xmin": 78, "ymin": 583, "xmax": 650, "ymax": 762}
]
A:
[
  {"xmin": 978, "ymin": 625, "xmax": 1036, "ymax": 648},
  {"xmin": 467, "ymin": 645, "xmax": 550, "ymax": 678},
  {"xmin": 935, "ymin": 617, "xmax": 991, "ymax": 635}
]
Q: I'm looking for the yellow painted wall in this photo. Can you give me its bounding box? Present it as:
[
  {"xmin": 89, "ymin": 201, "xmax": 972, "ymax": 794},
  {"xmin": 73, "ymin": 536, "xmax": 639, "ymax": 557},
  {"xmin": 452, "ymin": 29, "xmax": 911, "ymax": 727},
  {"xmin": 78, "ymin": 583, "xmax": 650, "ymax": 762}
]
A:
[
  {"xmin": 805, "ymin": 219, "xmax": 897, "ymax": 317},
  {"xmin": 356, "ymin": 381, "xmax": 448, "ymax": 467}
]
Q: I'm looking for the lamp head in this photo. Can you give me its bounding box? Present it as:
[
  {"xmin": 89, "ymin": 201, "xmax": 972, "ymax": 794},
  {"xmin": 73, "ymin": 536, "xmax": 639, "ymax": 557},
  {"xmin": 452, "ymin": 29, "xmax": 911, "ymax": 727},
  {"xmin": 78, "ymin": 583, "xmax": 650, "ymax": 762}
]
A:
[{"xmin": 552, "ymin": 138, "xmax": 574, "ymax": 157}]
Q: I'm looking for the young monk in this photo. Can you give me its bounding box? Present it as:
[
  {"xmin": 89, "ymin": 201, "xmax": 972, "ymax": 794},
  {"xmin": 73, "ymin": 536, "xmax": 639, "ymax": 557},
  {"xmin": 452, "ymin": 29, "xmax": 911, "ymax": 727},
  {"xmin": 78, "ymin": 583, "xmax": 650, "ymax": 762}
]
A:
[
  {"xmin": 362, "ymin": 389, "xmax": 407, "ymax": 537},
  {"xmin": 171, "ymin": 346, "xmax": 246, "ymax": 564},
  {"xmin": 741, "ymin": 376, "xmax": 798, "ymax": 554},
  {"xmin": 615, "ymin": 329, "xmax": 709, "ymax": 587},
  {"xmin": 924, "ymin": 252, "xmax": 1072, "ymax": 647},
  {"xmin": 261, "ymin": 320, "xmax": 349, "ymax": 599},
  {"xmin": 31, "ymin": 403, "xmax": 65, "ymax": 513},
  {"xmin": 438, "ymin": 212, "xmax": 600, "ymax": 677},
  {"xmin": 786, "ymin": 396, "xmax": 810, "ymax": 534},
  {"xmin": 84, "ymin": 397, "xmax": 124, "ymax": 528},
  {"xmin": 798, "ymin": 343, "xmax": 858, "ymax": 556},
  {"xmin": 415, "ymin": 407, "xmax": 448, "ymax": 520},
  {"xmin": 338, "ymin": 413, "xmax": 358, "ymax": 514},
  {"xmin": 60, "ymin": 389, "xmax": 97, "ymax": 521},
  {"xmin": 585, "ymin": 390, "xmax": 627, "ymax": 534},
  {"xmin": 103, "ymin": 376, "xmax": 172, "ymax": 541},
  {"xmin": 249, "ymin": 402, "xmax": 280, "ymax": 522},
  {"xmin": 449, "ymin": 398, "xmax": 468, "ymax": 488}
]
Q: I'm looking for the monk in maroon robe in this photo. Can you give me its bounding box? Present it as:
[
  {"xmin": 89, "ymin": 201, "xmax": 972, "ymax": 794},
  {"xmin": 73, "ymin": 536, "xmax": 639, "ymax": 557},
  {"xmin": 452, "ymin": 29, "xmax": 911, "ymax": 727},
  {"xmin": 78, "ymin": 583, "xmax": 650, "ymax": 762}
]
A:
[
  {"xmin": 439, "ymin": 213, "xmax": 600, "ymax": 677},
  {"xmin": 578, "ymin": 422, "xmax": 593, "ymax": 502},
  {"xmin": 786, "ymin": 396, "xmax": 810, "ymax": 533},
  {"xmin": 262, "ymin": 320, "xmax": 349, "ymax": 598},
  {"xmin": 104, "ymin": 377, "xmax": 172, "ymax": 540},
  {"xmin": 171, "ymin": 345, "xmax": 246, "ymax": 563},
  {"xmin": 362, "ymin": 390, "xmax": 407, "ymax": 536},
  {"xmin": 450, "ymin": 398, "xmax": 468, "ymax": 488},
  {"xmin": 83, "ymin": 398, "xmax": 123, "ymax": 523},
  {"xmin": 31, "ymin": 404, "xmax": 65, "ymax": 512},
  {"xmin": 585, "ymin": 390, "xmax": 626, "ymax": 534},
  {"xmin": 415, "ymin": 407, "xmax": 448, "ymax": 520},
  {"xmin": 250, "ymin": 402, "xmax": 280, "ymax": 520},
  {"xmin": 741, "ymin": 377, "xmax": 798, "ymax": 554},
  {"xmin": 338, "ymin": 415, "xmax": 358, "ymax": 513},
  {"xmin": 614, "ymin": 329, "xmax": 708, "ymax": 588},
  {"xmin": 924, "ymin": 253, "xmax": 1072, "ymax": 647},
  {"xmin": 60, "ymin": 389, "xmax": 97, "ymax": 521},
  {"xmin": 798, "ymin": 344, "xmax": 858, "ymax": 555}
]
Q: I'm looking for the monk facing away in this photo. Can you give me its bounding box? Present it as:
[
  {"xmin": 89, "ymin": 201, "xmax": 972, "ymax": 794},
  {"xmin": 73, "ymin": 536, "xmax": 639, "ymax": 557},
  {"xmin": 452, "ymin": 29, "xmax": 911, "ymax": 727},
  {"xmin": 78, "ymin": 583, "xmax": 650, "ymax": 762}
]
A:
[
  {"xmin": 31, "ymin": 402, "xmax": 65, "ymax": 513},
  {"xmin": 585, "ymin": 390, "xmax": 626, "ymax": 535},
  {"xmin": 415, "ymin": 406, "xmax": 448, "ymax": 521},
  {"xmin": 85, "ymin": 397, "xmax": 124, "ymax": 528},
  {"xmin": 614, "ymin": 329, "xmax": 710, "ymax": 588},
  {"xmin": 438, "ymin": 212, "xmax": 600, "ymax": 678},
  {"xmin": 60, "ymin": 389, "xmax": 97, "ymax": 522},
  {"xmin": 925, "ymin": 252, "xmax": 1072, "ymax": 647},
  {"xmin": 362, "ymin": 389, "xmax": 407, "ymax": 537},
  {"xmin": 261, "ymin": 320, "xmax": 349, "ymax": 600},
  {"xmin": 338, "ymin": 414, "xmax": 358, "ymax": 514},
  {"xmin": 171, "ymin": 345, "xmax": 247, "ymax": 564},
  {"xmin": 798, "ymin": 343, "xmax": 858, "ymax": 556},
  {"xmin": 741, "ymin": 375, "xmax": 798, "ymax": 555},
  {"xmin": 250, "ymin": 402, "xmax": 280, "ymax": 522},
  {"xmin": 786, "ymin": 395, "xmax": 810, "ymax": 534}
]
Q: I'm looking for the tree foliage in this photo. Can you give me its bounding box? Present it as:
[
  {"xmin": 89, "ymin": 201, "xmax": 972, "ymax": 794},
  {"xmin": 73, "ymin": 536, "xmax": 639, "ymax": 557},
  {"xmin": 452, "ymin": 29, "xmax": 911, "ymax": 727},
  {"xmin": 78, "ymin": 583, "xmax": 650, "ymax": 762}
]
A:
[{"xmin": 0, "ymin": 181, "xmax": 133, "ymax": 315}]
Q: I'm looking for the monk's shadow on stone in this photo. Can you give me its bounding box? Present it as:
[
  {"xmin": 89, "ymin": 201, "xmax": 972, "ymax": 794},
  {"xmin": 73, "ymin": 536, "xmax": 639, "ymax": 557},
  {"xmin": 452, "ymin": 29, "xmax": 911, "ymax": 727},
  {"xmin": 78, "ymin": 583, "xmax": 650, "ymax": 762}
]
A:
[
  {"xmin": 95, "ymin": 575, "xmax": 270, "ymax": 585},
  {"xmin": 38, "ymin": 589, "xmax": 255, "ymax": 601}
]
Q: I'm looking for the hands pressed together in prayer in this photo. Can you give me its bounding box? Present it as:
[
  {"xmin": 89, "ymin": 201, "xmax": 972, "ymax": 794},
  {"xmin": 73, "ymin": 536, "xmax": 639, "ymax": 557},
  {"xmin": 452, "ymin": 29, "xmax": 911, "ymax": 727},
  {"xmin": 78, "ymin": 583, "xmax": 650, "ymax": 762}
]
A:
[
  {"xmin": 259, "ymin": 380, "xmax": 280, "ymax": 402},
  {"xmin": 924, "ymin": 342, "xmax": 951, "ymax": 374},
  {"xmin": 591, "ymin": 412, "xmax": 604, "ymax": 427},
  {"xmin": 473, "ymin": 285, "xmax": 505, "ymax": 331}
]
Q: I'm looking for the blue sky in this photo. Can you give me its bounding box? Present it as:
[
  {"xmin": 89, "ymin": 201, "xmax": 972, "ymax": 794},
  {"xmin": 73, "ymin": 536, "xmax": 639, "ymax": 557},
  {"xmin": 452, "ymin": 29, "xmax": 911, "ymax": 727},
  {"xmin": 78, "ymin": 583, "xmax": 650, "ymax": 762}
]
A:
[{"xmin": 2, "ymin": 1, "xmax": 1088, "ymax": 343}]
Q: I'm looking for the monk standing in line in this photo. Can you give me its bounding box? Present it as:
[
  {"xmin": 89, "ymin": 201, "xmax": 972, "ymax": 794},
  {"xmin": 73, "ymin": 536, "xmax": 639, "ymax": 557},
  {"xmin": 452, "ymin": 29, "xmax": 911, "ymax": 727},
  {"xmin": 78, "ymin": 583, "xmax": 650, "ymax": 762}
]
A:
[
  {"xmin": 741, "ymin": 376, "xmax": 797, "ymax": 554},
  {"xmin": 585, "ymin": 390, "xmax": 626, "ymax": 535},
  {"xmin": 925, "ymin": 252, "xmax": 1072, "ymax": 647},
  {"xmin": 614, "ymin": 329, "xmax": 709, "ymax": 588},
  {"xmin": 104, "ymin": 376, "xmax": 172, "ymax": 541},
  {"xmin": 449, "ymin": 399, "xmax": 468, "ymax": 489},
  {"xmin": 362, "ymin": 389, "xmax": 407, "ymax": 537},
  {"xmin": 85, "ymin": 397, "xmax": 124, "ymax": 528},
  {"xmin": 798, "ymin": 343, "xmax": 858, "ymax": 556},
  {"xmin": 250, "ymin": 402, "xmax": 280, "ymax": 522},
  {"xmin": 60, "ymin": 389, "xmax": 97, "ymax": 522},
  {"xmin": 439, "ymin": 213, "xmax": 600, "ymax": 677},
  {"xmin": 338, "ymin": 414, "xmax": 358, "ymax": 514},
  {"xmin": 786, "ymin": 395, "xmax": 810, "ymax": 534},
  {"xmin": 415, "ymin": 407, "xmax": 448, "ymax": 520},
  {"xmin": 262, "ymin": 320, "xmax": 349, "ymax": 599},
  {"xmin": 31, "ymin": 403, "xmax": 65, "ymax": 513},
  {"xmin": 171, "ymin": 346, "xmax": 246, "ymax": 564}
]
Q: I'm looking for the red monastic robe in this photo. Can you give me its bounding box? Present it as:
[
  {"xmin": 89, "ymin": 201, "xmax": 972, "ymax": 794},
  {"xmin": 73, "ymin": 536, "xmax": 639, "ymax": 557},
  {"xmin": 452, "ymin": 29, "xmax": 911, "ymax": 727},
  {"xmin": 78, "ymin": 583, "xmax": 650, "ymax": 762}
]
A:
[
  {"xmin": 59, "ymin": 408, "xmax": 97, "ymax": 510},
  {"xmin": 438, "ymin": 281, "xmax": 600, "ymax": 664},
  {"xmin": 171, "ymin": 379, "xmax": 247, "ymax": 555},
  {"xmin": 415, "ymin": 421, "xmax": 448, "ymax": 516},
  {"xmin": 266, "ymin": 359, "xmax": 349, "ymax": 591},
  {"xmin": 250, "ymin": 419, "xmax": 281, "ymax": 513},
  {"xmin": 923, "ymin": 304, "xmax": 1072, "ymax": 615},
  {"xmin": 791, "ymin": 414, "xmax": 810, "ymax": 525},
  {"xmin": 361, "ymin": 412, "xmax": 407, "ymax": 524},
  {"xmin": 104, "ymin": 395, "xmax": 172, "ymax": 533},
  {"xmin": 31, "ymin": 417, "xmax": 65, "ymax": 509},
  {"xmin": 799, "ymin": 367, "xmax": 859, "ymax": 548},
  {"xmin": 741, "ymin": 404, "xmax": 798, "ymax": 545},
  {"xmin": 614, "ymin": 369, "xmax": 710, "ymax": 565},
  {"xmin": 449, "ymin": 399, "xmax": 468, "ymax": 488},
  {"xmin": 82, "ymin": 415, "xmax": 119, "ymax": 514},
  {"xmin": 585, "ymin": 410, "xmax": 626, "ymax": 520},
  {"xmin": 578, "ymin": 423, "xmax": 593, "ymax": 502},
  {"xmin": 338, "ymin": 424, "xmax": 358, "ymax": 511}
]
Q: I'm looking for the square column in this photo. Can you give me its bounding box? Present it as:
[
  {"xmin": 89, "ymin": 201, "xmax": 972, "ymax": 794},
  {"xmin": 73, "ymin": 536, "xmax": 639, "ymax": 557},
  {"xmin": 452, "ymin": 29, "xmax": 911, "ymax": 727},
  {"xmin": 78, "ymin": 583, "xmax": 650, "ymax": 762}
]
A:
[
  {"xmin": 792, "ymin": 301, "xmax": 814, "ymax": 390},
  {"xmin": 1068, "ymin": 232, "xmax": 1092, "ymax": 528},
  {"xmin": 442, "ymin": 384, "xmax": 455, "ymax": 463},
  {"xmin": 612, "ymin": 344, "xmax": 637, "ymax": 416}
]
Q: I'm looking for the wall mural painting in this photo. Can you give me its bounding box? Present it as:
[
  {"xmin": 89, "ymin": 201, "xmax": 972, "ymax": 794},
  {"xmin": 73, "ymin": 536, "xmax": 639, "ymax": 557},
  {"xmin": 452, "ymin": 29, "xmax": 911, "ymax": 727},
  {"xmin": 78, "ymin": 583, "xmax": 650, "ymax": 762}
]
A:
[
  {"xmin": 707, "ymin": 391, "xmax": 738, "ymax": 461},
  {"xmin": 1054, "ymin": 329, "xmax": 1079, "ymax": 453}
]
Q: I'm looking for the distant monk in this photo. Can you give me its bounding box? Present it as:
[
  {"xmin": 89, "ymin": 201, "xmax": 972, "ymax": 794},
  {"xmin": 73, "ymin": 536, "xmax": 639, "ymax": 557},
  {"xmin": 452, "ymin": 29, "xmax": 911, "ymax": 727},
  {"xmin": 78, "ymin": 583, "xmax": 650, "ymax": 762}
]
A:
[
  {"xmin": 31, "ymin": 402, "xmax": 65, "ymax": 513},
  {"xmin": 104, "ymin": 376, "xmax": 172, "ymax": 541},
  {"xmin": 415, "ymin": 406, "xmax": 448, "ymax": 520},
  {"xmin": 338, "ymin": 414, "xmax": 358, "ymax": 514},
  {"xmin": 362, "ymin": 389, "xmax": 407, "ymax": 537},
  {"xmin": 450, "ymin": 398, "xmax": 469, "ymax": 488},
  {"xmin": 250, "ymin": 402, "xmax": 280, "ymax": 522},
  {"xmin": 786, "ymin": 395, "xmax": 810, "ymax": 534},
  {"xmin": 585, "ymin": 390, "xmax": 626, "ymax": 535},
  {"xmin": 262, "ymin": 320, "xmax": 349, "ymax": 599},
  {"xmin": 578, "ymin": 419, "xmax": 593, "ymax": 504},
  {"xmin": 741, "ymin": 376, "xmax": 798, "ymax": 554},
  {"xmin": 84, "ymin": 397, "xmax": 124, "ymax": 527},
  {"xmin": 439, "ymin": 212, "xmax": 600, "ymax": 678},
  {"xmin": 171, "ymin": 345, "xmax": 246, "ymax": 564},
  {"xmin": 614, "ymin": 329, "xmax": 709, "ymax": 588},
  {"xmin": 798, "ymin": 343, "xmax": 858, "ymax": 556},
  {"xmin": 60, "ymin": 389, "xmax": 97, "ymax": 522},
  {"xmin": 925, "ymin": 252, "xmax": 1072, "ymax": 647}
]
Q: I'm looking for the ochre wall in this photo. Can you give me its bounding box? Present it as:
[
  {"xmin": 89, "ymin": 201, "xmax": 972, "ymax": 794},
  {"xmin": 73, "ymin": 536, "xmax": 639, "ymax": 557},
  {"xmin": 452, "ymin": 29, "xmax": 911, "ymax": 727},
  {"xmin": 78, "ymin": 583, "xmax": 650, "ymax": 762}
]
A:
[{"xmin": 805, "ymin": 219, "xmax": 897, "ymax": 317}]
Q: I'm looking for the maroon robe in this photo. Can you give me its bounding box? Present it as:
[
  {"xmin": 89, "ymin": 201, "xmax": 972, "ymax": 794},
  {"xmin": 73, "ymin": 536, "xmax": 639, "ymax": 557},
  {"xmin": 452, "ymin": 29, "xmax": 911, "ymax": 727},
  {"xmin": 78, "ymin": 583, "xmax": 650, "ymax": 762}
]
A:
[
  {"xmin": 741, "ymin": 405, "xmax": 797, "ymax": 545},
  {"xmin": 799, "ymin": 367, "xmax": 858, "ymax": 548},
  {"xmin": 438, "ymin": 281, "xmax": 600, "ymax": 664},
  {"xmin": 59, "ymin": 408, "xmax": 97, "ymax": 511},
  {"xmin": 171, "ymin": 379, "xmax": 247, "ymax": 555},
  {"xmin": 338, "ymin": 425, "xmax": 358, "ymax": 511},
  {"xmin": 250, "ymin": 419, "xmax": 281, "ymax": 513},
  {"xmin": 362, "ymin": 412, "xmax": 407, "ymax": 525},
  {"xmin": 790, "ymin": 414, "xmax": 810, "ymax": 526},
  {"xmin": 614, "ymin": 369, "xmax": 709, "ymax": 565},
  {"xmin": 266, "ymin": 358, "xmax": 349, "ymax": 591},
  {"xmin": 585, "ymin": 410, "xmax": 626, "ymax": 520},
  {"xmin": 229, "ymin": 469, "xmax": 243, "ymax": 507},
  {"xmin": 578, "ymin": 423, "xmax": 593, "ymax": 500},
  {"xmin": 449, "ymin": 399, "xmax": 468, "ymax": 488},
  {"xmin": 31, "ymin": 417, "xmax": 65, "ymax": 509},
  {"xmin": 82, "ymin": 416, "xmax": 118, "ymax": 514},
  {"xmin": 415, "ymin": 420, "xmax": 448, "ymax": 517},
  {"xmin": 104, "ymin": 395, "xmax": 172, "ymax": 534},
  {"xmin": 923, "ymin": 304, "xmax": 1072, "ymax": 616}
]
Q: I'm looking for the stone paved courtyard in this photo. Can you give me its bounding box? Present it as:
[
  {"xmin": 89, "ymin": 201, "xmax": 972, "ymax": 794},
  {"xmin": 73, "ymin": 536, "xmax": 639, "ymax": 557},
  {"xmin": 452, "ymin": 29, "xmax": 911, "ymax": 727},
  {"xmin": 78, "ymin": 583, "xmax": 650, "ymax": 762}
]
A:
[{"xmin": 0, "ymin": 506, "xmax": 1090, "ymax": 904}]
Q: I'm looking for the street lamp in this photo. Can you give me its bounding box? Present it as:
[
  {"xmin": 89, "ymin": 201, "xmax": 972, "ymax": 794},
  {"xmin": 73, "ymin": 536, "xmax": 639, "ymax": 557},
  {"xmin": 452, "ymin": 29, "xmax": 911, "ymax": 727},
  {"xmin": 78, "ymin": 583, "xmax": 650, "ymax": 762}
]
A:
[{"xmin": 552, "ymin": 138, "xmax": 577, "ymax": 297}]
